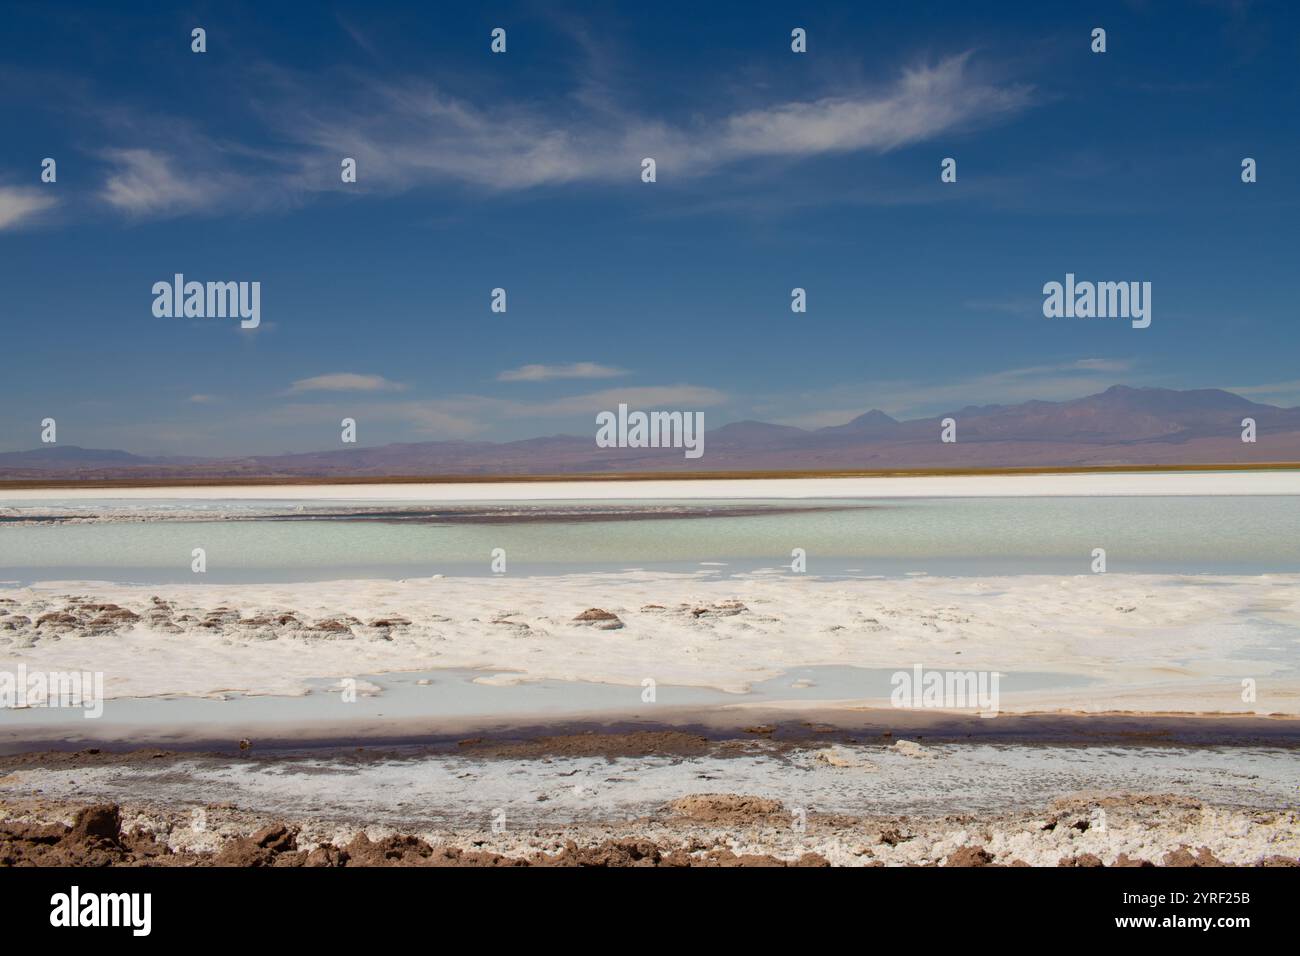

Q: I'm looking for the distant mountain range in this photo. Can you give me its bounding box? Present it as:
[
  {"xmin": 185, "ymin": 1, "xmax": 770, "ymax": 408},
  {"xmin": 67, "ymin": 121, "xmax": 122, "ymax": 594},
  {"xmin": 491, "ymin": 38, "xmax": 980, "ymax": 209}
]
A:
[{"xmin": 3, "ymin": 386, "xmax": 1299, "ymax": 481}]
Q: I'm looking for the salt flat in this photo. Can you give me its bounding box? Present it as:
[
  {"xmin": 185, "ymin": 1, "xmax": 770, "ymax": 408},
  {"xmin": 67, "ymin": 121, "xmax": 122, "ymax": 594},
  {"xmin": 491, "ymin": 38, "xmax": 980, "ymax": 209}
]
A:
[
  {"xmin": 3, "ymin": 569, "xmax": 1297, "ymax": 714},
  {"xmin": 5, "ymin": 743, "xmax": 1297, "ymax": 866},
  {"xmin": 4, "ymin": 469, "xmax": 1300, "ymax": 502}
]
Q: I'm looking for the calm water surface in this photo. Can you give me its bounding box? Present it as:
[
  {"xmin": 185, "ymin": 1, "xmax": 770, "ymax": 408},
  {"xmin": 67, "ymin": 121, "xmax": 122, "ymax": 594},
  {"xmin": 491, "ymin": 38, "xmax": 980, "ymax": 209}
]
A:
[{"xmin": 1, "ymin": 495, "xmax": 1298, "ymax": 584}]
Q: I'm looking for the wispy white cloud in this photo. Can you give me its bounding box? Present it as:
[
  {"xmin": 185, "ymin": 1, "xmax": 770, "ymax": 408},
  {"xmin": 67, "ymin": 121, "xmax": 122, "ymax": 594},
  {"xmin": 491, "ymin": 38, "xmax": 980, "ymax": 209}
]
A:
[
  {"xmin": 712, "ymin": 54, "xmax": 1028, "ymax": 160},
  {"xmin": 84, "ymin": 51, "xmax": 1032, "ymax": 217},
  {"xmin": 274, "ymin": 52, "xmax": 1030, "ymax": 192},
  {"xmin": 0, "ymin": 186, "xmax": 58, "ymax": 230},
  {"xmin": 287, "ymin": 373, "xmax": 406, "ymax": 394},
  {"xmin": 99, "ymin": 149, "xmax": 218, "ymax": 215},
  {"xmin": 497, "ymin": 362, "xmax": 627, "ymax": 382}
]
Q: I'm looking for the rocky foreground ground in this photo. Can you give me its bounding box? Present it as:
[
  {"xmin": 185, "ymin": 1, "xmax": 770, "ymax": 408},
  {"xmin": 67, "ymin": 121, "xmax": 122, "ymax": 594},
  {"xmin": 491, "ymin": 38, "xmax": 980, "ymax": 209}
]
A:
[{"xmin": 2, "ymin": 790, "xmax": 1297, "ymax": 867}]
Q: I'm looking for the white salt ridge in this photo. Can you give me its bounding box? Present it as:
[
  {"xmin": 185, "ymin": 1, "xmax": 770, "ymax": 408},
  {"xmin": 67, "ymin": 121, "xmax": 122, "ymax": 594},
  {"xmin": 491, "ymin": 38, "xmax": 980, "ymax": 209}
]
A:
[
  {"xmin": 2, "ymin": 569, "xmax": 1297, "ymax": 713},
  {"xmin": 3, "ymin": 470, "xmax": 1299, "ymax": 503}
]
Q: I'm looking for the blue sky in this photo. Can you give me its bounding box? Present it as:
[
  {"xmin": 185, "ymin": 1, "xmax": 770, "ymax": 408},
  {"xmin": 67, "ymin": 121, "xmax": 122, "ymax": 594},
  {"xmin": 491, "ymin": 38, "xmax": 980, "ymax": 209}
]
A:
[{"xmin": 1, "ymin": 0, "xmax": 1297, "ymax": 455}]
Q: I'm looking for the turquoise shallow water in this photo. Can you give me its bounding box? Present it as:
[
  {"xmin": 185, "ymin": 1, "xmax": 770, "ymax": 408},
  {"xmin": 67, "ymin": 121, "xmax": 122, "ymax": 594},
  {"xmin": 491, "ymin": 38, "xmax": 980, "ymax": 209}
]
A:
[
  {"xmin": 0, "ymin": 665, "xmax": 1099, "ymax": 738},
  {"xmin": 1, "ymin": 495, "xmax": 1298, "ymax": 584}
]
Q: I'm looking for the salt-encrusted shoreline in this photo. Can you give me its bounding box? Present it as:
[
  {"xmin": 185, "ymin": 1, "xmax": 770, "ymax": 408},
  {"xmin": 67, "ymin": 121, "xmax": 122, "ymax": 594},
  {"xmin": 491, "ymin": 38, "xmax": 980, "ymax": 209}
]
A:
[
  {"xmin": 2, "ymin": 569, "xmax": 1297, "ymax": 713},
  {"xmin": 4, "ymin": 793, "xmax": 1295, "ymax": 867},
  {"xmin": 4, "ymin": 470, "xmax": 1300, "ymax": 502},
  {"xmin": 2, "ymin": 734, "xmax": 1297, "ymax": 867},
  {"xmin": 5, "ymin": 790, "xmax": 1294, "ymax": 868}
]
